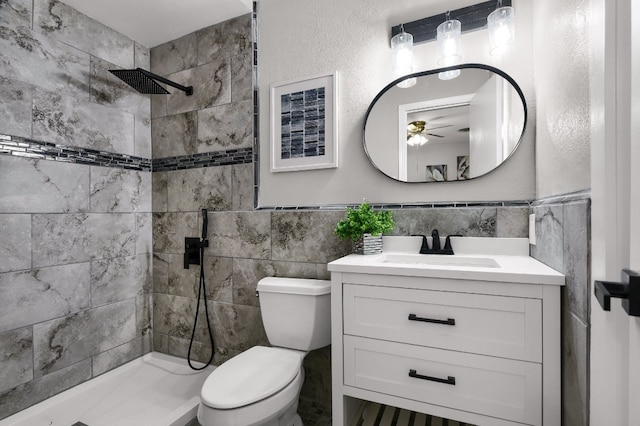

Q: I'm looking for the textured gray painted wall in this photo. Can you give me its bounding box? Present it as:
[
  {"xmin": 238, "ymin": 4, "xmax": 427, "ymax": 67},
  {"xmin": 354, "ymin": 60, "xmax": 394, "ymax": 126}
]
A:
[
  {"xmin": 533, "ymin": 0, "xmax": 591, "ymax": 197},
  {"xmin": 257, "ymin": 0, "xmax": 536, "ymax": 206}
]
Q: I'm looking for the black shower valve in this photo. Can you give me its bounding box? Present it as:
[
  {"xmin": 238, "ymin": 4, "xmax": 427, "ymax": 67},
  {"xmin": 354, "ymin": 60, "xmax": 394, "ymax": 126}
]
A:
[
  {"xmin": 184, "ymin": 237, "xmax": 207, "ymax": 269},
  {"xmin": 187, "ymin": 238, "xmax": 209, "ymax": 249}
]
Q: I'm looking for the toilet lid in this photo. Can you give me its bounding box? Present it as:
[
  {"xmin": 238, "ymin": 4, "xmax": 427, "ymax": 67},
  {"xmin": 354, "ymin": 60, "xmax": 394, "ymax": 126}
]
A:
[{"xmin": 201, "ymin": 346, "xmax": 303, "ymax": 409}]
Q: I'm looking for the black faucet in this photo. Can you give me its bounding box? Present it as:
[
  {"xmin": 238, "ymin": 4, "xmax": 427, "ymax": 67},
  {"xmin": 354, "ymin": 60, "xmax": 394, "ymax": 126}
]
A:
[
  {"xmin": 412, "ymin": 230, "xmax": 461, "ymax": 255},
  {"xmin": 431, "ymin": 229, "xmax": 441, "ymax": 251}
]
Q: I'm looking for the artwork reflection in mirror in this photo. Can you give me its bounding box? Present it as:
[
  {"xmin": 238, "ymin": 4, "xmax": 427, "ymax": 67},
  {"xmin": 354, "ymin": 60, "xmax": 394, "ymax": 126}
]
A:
[{"xmin": 364, "ymin": 65, "xmax": 526, "ymax": 183}]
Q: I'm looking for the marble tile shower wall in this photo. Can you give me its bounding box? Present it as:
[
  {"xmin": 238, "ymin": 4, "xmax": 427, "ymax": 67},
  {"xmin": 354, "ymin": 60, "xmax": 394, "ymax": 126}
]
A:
[
  {"xmin": 0, "ymin": 0, "xmax": 152, "ymax": 419},
  {"xmin": 530, "ymin": 194, "xmax": 591, "ymax": 426},
  {"xmin": 149, "ymin": 14, "xmax": 256, "ymax": 364}
]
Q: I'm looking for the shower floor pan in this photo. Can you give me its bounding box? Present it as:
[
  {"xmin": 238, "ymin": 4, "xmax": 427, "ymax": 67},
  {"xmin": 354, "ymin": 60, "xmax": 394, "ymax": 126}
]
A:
[{"xmin": 0, "ymin": 352, "xmax": 215, "ymax": 426}]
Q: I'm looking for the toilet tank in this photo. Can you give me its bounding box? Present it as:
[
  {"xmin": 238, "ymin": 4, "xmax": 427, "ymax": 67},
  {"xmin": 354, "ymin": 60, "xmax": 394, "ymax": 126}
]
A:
[{"xmin": 257, "ymin": 277, "xmax": 331, "ymax": 351}]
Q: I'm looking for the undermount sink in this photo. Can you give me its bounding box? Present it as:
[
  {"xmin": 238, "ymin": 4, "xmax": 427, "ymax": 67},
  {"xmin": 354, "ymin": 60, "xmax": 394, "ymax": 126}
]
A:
[{"xmin": 380, "ymin": 253, "xmax": 501, "ymax": 268}]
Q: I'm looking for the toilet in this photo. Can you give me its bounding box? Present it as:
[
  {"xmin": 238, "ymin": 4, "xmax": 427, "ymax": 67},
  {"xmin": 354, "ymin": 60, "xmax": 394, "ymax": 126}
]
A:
[{"xmin": 197, "ymin": 277, "xmax": 331, "ymax": 426}]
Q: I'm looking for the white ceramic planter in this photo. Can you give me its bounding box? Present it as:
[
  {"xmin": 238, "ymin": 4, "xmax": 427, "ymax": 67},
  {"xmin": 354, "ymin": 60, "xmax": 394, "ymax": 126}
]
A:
[{"xmin": 353, "ymin": 233, "xmax": 383, "ymax": 255}]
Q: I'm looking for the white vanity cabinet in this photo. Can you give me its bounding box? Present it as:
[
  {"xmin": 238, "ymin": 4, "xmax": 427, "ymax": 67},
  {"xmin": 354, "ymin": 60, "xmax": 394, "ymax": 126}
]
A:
[{"xmin": 328, "ymin": 248, "xmax": 564, "ymax": 426}]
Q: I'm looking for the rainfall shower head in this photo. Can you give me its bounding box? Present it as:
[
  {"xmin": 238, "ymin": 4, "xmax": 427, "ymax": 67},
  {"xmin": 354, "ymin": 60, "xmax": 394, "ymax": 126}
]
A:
[{"xmin": 109, "ymin": 68, "xmax": 193, "ymax": 96}]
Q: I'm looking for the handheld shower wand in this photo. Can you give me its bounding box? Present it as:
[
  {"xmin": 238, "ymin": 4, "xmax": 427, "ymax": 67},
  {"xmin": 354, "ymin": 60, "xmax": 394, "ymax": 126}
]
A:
[
  {"xmin": 201, "ymin": 208, "xmax": 208, "ymax": 243},
  {"xmin": 187, "ymin": 208, "xmax": 214, "ymax": 370}
]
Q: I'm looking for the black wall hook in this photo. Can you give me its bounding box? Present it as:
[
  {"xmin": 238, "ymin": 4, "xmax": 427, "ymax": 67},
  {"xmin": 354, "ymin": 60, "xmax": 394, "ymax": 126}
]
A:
[{"xmin": 594, "ymin": 269, "xmax": 640, "ymax": 316}]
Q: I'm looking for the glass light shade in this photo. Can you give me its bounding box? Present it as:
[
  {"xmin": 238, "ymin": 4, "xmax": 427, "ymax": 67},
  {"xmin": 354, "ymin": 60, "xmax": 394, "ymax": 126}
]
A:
[
  {"xmin": 488, "ymin": 6, "xmax": 515, "ymax": 55},
  {"xmin": 437, "ymin": 53, "xmax": 462, "ymax": 80},
  {"xmin": 407, "ymin": 134, "xmax": 428, "ymax": 147},
  {"xmin": 437, "ymin": 19, "xmax": 462, "ymax": 81},
  {"xmin": 438, "ymin": 69, "xmax": 461, "ymax": 80},
  {"xmin": 437, "ymin": 19, "xmax": 461, "ymax": 62},
  {"xmin": 391, "ymin": 28, "xmax": 416, "ymax": 88}
]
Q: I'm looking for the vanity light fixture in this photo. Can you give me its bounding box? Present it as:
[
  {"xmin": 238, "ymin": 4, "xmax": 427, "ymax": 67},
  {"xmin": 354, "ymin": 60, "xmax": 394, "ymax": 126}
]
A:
[
  {"xmin": 391, "ymin": 24, "xmax": 417, "ymax": 88},
  {"xmin": 389, "ymin": 1, "xmax": 514, "ymax": 68},
  {"xmin": 437, "ymin": 12, "xmax": 462, "ymax": 80},
  {"xmin": 487, "ymin": 0, "xmax": 515, "ymax": 55}
]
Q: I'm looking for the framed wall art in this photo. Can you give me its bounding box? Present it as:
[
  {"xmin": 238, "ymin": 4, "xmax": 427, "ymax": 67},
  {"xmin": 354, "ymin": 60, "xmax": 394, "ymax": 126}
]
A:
[
  {"xmin": 270, "ymin": 72, "xmax": 338, "ymax": 172},
  {"xmin": 426, "ymin": 164, "xmax": 447, "ymax": 182},
  {"xmin": 457, "ymin": 155, "xmax": 470, "ymax": 180}
]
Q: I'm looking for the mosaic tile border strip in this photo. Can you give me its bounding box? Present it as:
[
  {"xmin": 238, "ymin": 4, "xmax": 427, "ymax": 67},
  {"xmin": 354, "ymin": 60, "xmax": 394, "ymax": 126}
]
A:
[
  {"xmin": 151, "ymin": 148, "xmax": 253, "ymax": 172},
  {"xmin": 252, "ymin": 1, "xmax": 261, "ymax": 209},
  {"xmin": 1, "ymin": 134, "xmax": 529, "ymax": 210},
  {"xmin": 0, "ymin": 134, "xmax": 253, "ymax": 172},
  {"xmin": 0, "ymin": 135, "xmax": 152, "ymax": 171},
  {"xmin": 256, "ymin": 200, "xmax": 530, "ymax": 211}
]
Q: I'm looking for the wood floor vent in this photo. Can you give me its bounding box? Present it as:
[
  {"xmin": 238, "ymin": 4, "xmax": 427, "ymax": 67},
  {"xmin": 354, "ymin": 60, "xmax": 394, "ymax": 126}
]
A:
[{"xmin": 351, "ymin": 401, "xmax": 476, "ymax": 426}]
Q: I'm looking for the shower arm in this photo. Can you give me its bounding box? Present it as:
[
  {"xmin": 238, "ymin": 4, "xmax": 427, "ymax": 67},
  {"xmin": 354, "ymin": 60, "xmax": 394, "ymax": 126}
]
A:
[{"xmin": 138, "ymin": 68, "xmax": 193, "ymax": 96}]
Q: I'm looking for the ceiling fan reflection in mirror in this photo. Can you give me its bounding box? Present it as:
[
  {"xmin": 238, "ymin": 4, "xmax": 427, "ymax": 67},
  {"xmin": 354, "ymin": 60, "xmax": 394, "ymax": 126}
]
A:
[{"xmin": 406, "ymin": 120, "xmax": 452, "ymax": 146}]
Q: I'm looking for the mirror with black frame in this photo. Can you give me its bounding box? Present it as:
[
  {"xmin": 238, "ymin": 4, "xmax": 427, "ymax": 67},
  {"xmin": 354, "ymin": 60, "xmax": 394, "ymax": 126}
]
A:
[{"xmin": 363, "ymin": 64, "xmax": 527, "ymax": 183}]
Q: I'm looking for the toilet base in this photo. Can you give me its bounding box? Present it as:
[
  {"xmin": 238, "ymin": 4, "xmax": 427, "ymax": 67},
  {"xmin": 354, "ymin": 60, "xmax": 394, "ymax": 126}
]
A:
[
  {"xmin": 276, "ymin": 405, "xmax": 303, "ymax": 426},
  {"xmin": 198, "ymin": 399, "xmax": 302, "ymax": 426}
]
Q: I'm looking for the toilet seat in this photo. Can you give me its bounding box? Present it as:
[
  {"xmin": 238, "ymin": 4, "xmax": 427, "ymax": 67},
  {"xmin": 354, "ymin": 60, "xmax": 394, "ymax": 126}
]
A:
[{"xmin": 201, "ymin": 346, "xmax": 304, "ymax": 409}]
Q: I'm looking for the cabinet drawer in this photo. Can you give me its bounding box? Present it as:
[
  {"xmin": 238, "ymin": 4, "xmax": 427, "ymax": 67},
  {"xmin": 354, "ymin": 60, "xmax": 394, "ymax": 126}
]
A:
[
  {"xmin": 343, "ymin": 284, "xmax": 542, "ymax": 362},
  {"xmin": 344, "ymin": 336, "xmax": 542, "ymax": 426}
]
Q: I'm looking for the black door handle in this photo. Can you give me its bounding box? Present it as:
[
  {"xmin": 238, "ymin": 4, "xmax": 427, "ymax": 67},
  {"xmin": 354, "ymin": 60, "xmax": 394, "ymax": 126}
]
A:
[{"xmin": 594, "ymin": 269, "xmax": 640, "ymax": 316}]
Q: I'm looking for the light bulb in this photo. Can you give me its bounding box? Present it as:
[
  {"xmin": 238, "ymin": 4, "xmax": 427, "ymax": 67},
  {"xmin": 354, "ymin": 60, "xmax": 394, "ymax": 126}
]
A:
[
  {"xmin": 407, "ymin": 134, "xmax": 428, "ymax": 146},
  {"xmin": 441, "ymin": 37, "xmax": 458, "ymax": 58}
]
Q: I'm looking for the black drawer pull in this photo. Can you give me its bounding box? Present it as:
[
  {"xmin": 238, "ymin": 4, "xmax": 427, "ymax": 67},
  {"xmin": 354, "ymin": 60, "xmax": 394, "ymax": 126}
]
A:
[
  {"xmin": 408, "ymin": 313, "xmax": 455, "ymax": 326},
  {"xmin": 409, "ymin": 369, "xmax": 456, "ymax": 385}
]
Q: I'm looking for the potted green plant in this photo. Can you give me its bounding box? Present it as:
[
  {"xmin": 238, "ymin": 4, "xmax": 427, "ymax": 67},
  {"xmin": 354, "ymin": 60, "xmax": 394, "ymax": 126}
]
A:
[{"xmin": 334, "ymin": 201, "xmax": 395, "ymax": 254}]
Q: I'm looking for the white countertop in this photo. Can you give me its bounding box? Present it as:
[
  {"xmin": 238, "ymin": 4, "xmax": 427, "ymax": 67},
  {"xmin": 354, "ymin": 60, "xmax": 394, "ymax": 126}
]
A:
[{"xmin": 327, "ymin": 237, "xmax": 565, "ymax": 286}]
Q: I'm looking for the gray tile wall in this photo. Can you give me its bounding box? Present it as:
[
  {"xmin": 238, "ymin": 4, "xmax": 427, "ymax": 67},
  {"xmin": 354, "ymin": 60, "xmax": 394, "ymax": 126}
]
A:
[
  {"xmin": 0, "ymin": 0, "xmax": 152, "ymax": 419},
  {"xmin": 530, "ymin": 194, "xmax": 591, "ymax": 426},
  {"xmin": 149, "ymin": 13, "xmax": 260, "ymax": 365}
]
